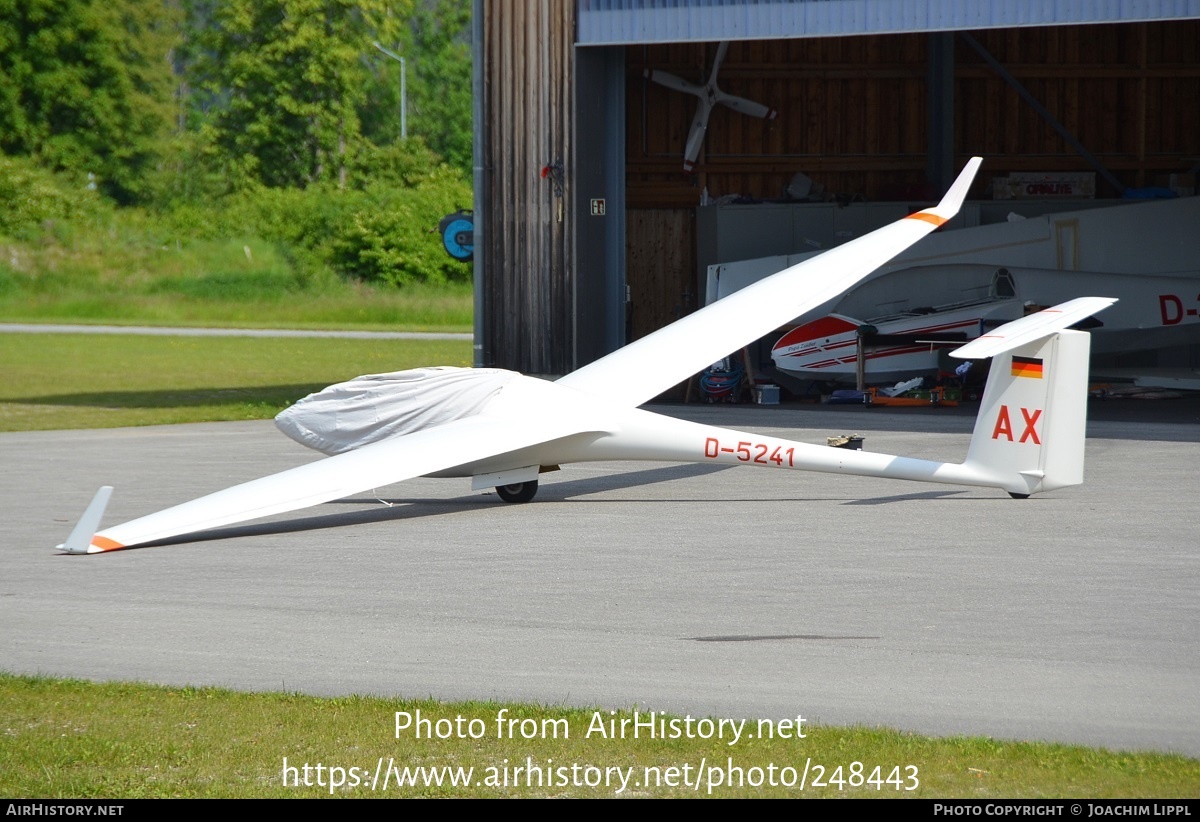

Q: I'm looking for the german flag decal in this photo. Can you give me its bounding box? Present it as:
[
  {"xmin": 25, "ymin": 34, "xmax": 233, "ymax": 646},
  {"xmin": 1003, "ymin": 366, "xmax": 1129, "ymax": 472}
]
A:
[{"xmin": 1011, "ymin": 355, "xmax": 1044, "ymax": 379}]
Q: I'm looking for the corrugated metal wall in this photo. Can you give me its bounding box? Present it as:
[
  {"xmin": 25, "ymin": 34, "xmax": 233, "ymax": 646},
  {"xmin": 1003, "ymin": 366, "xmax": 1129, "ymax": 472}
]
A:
[
  {"xmin": 579, "ymin": 0, "xmax": 1200, "ymax": 45},
  {"xmin": 480, "ymin": 0, "xmax": 576, "ymax": 374}
]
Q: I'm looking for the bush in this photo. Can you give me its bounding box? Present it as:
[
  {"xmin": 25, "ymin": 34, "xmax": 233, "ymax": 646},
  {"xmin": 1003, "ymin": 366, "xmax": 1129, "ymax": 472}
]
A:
[
  {"xmin": 10, "ymin": 135, "xmax": 480, "ymax": 290},
  {"xmin": 349, "ymin": 139, "xmax": 450, "ymax": 190},
  {"xmin": 329, "ymin": 170, "xmax": 472, "ymax": 287},
  {"xmin": 0, "ymin": 155, "xmax": 106, "ymax": 237},
  {"xmin": 164, "ymin": 152, "xmax": 473, "ymax": 288}
]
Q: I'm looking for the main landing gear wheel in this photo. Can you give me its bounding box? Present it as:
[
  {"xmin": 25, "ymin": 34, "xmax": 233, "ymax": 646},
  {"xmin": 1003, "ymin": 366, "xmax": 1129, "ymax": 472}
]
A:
[
  {"xmin": 1008, "ymin": 492, "xmax": 1031, "ymax": 499},
  {"xmin": 496, "ymin": 480, "xmax": 538, "ymax": 503}
]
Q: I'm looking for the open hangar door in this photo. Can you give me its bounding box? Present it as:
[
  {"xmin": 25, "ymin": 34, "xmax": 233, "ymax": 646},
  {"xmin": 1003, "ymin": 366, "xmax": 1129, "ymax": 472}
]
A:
[{"xmin": 612, "ymin": 22, "xmax": 1200, "ymax": 398}]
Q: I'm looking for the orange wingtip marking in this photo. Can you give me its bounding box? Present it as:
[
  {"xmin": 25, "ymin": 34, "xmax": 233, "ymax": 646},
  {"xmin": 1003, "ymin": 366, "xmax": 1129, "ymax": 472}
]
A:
[
  {"xmin": 91, "ymin": 536, "xmax": 125, "ymax": 552},
  {"xmin": 907, "ymin": 212, "xmax": 948, "ymax": 227}
]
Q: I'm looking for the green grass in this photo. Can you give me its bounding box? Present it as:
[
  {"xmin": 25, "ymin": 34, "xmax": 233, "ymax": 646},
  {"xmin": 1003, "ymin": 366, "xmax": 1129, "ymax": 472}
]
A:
[
  {"xmin": 0, "ymin": 333, "xmax": 471, "ymax": 431},
  {"xmin": 1, "ymin": 674, "xmax": 1196, "ymax": 798},
  {"xmin": 0, "ymin": 234, "xmax": 473, "ymax": 331}
]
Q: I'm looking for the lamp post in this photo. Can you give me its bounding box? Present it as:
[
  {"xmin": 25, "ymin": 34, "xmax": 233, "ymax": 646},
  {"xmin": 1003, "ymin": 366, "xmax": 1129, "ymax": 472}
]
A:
[{"xmin": 372, "ymin": 41, "xmax": 407, "ymax": 139}]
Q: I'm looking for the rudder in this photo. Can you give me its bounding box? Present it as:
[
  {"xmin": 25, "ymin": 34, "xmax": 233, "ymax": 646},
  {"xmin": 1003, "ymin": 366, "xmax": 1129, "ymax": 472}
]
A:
[{"xmin": 964, "ymin": 330, "xmax": 1091, "ymax": 496}]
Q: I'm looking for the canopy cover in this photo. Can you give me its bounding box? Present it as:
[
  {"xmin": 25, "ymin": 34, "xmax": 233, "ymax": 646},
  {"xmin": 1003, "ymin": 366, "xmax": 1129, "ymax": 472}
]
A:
[{"xmin": 275, "ymin": 367, "xmax": 517, "ymax": 455}]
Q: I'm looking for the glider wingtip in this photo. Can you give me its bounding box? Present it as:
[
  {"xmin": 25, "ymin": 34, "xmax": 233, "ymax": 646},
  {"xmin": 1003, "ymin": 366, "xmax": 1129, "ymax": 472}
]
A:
[
  {"xmin": 907, "ymin": 157, "xmax": 983, "ymax": 225},
  {"xmin": 59, "ymin": 486, "xmax": 115, "ymax": 555},
  {"xmin": 934, "ymin": 156, "xmax": 984, "ymax": 217}
]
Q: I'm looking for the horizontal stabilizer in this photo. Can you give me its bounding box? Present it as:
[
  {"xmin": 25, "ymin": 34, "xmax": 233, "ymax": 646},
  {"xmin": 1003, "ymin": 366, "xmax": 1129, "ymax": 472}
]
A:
[
  {"xmin": 952, "ymin": 297, "xmax": 1117, "ymax": 360},
  {"xmin": 58, "ymin": 486, "xmax": 113, "ymax": 554}
]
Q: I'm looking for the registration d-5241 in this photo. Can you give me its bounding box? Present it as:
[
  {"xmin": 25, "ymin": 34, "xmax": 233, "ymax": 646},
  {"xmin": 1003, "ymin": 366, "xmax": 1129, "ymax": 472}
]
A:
[{"xmin": 704, "ymin": 437, "xmax": 796, "ymax": 467}]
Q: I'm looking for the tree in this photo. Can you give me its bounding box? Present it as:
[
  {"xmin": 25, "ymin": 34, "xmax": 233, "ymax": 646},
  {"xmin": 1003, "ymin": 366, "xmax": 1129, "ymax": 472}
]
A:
[
  {"xmin": 192, "ymin": 0, "xmax": 410, "ymax": 189},
  {"xmin": 356, "ymin": 0, "xmax": 471, "ymax": 173},
  {"xmin": 0, "ymin": 0, "xmax": 179, "ymax": 203},
  {"xmin": 406, "ymin": 0, "xmax": 471, "ymax": 173}
]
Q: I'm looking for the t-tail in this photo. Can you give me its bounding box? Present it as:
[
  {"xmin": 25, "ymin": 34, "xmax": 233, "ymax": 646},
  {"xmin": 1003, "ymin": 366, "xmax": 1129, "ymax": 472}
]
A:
[{"xmin": 952, "ymin": 297, "xmax": 1117, "ymax": 497}]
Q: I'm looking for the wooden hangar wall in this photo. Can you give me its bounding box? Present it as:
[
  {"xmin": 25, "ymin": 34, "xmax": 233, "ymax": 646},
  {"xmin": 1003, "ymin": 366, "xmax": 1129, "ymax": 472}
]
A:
[
  {"xmin": 625, "ymin": 21, "xmax": 1200, "ymax": 343},
  {"xmin": 478, "ymin": 0, "xmax": 625, "ymax": 375},
  {"xmin": 478, "ymin": 0, "xmax": 575, "ymax": 374}
]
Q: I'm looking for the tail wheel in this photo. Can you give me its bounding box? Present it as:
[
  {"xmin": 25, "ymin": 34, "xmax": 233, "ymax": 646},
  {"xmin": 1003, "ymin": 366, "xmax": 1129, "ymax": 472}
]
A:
[{"xmin": 496, "ymin": 480, "xmax": 538, "ymax": 503}]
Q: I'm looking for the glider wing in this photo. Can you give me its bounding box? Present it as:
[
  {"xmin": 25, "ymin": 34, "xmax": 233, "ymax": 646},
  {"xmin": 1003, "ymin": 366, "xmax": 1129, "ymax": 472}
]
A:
[
  {"xmin": 62, "ymin": 411, "xmax": 603, "ymax": 554},
  {"xmin": 557, "ymin": 157, "xmax": 983, "ymax": 407}
]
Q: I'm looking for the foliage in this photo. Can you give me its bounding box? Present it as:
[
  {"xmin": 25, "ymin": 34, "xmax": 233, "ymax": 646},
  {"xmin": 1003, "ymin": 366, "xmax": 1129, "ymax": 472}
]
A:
[
  {"xmin": 141, "ymin": 130, "xmax": 236, "ymax": 212},
  {"xmin": 361, "ymin": 0, "xmax": 472, "ymax": 174},
  {"xmin": 0, "ymin": 0, "xmax": 475, "ymax": 293},
  {"xmin": 349, "ymin": 134, "xmax": 448, "ymax": 189},
  {"xmin": 189, "ymin": 0, "xmax": 412, "ymax": 190},
  {"xmin": 1, "ymin": 152, "xmax": 470, "ymax": 306},
  {"xmin": 0, "ymin": 0, "xmax": 179, "ymax": 203},
  {"xmin": 184, "ymin": 140, "xmax": 473, "ymax": 286},
  {"xmin": 331, "ymin": 141, "xmax": 473, "ymax": 286},
  {"xmin": 409, "ymin": 0, "xmax": 472, "ymax": 173},
  {"xmin": 329, "ymin": 186, "xmax": 461, "ymax": 286},
  {"xmin": 0, "ymin": 154, "xmax": 107, "ymax": 236}
]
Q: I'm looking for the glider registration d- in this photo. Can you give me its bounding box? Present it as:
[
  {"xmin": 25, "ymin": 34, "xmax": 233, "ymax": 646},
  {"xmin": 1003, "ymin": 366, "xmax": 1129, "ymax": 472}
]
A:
[{"xmin": 59, "ymin": 158, "xmax": 1116, "ymax": 554}]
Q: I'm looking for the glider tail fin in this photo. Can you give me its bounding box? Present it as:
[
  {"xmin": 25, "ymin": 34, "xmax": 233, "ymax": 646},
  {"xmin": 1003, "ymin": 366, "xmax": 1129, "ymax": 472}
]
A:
[
  {"xmin": 962, "ymin": 330, "xmax": 1091, "ymax": 496},
  {"xmin": 953, "ymin": 298, "xmax": 1115, "ymax": 496}
]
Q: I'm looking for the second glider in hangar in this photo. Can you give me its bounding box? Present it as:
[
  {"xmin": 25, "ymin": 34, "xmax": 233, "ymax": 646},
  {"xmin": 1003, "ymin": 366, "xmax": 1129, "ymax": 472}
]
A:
[{"xmin": 771, "ymin": 263, "xmax": 1197, "ymax": 384}]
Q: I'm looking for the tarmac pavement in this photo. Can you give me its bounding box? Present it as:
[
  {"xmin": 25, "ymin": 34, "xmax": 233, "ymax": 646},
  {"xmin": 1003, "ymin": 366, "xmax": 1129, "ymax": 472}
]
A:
[{"xmin": 2, "ymin": 402, "xmax": 1198, "ymax": 757}]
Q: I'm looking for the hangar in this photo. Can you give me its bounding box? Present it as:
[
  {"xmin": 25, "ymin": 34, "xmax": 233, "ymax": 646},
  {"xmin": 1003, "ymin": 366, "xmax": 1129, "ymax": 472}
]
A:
[{"xmin": 470, "ymin": 0, "xmax": 1200, "ymax": 390}]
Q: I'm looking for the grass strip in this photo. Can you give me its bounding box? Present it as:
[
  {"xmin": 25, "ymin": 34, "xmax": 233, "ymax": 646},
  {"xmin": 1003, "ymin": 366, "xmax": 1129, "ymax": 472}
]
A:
[
  {"xmin": 0, "ymin": 334, "xmax": 471, "ymax": 431},
  {"xmin": 0, "ymin": 235, "xmax": 473, "ymax": 332},
  {"xmin": 1, "ymin": 674, "xmax": 1197, "ymax": 798}
]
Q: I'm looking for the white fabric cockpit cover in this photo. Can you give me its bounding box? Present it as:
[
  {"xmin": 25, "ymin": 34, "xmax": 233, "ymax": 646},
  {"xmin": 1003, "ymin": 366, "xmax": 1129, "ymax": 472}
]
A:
[{"xmin": 275, "ymin": 366, "xmax": 518, "ymax": 456}]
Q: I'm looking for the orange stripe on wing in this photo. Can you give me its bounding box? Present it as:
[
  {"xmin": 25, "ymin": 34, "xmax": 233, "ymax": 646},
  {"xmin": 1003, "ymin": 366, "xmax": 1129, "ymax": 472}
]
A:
[
  {"xmin": 91, "ymin": 536, "xmax": 126, "ymax": 552},
  {"xmin": 907, "ymin": 212, "xmax": 948, "ymax": 227}
]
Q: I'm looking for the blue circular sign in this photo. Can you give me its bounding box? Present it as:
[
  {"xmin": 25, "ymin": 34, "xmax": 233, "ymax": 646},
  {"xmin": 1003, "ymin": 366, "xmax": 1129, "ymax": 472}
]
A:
[{"xmin": 439, "ymin": 212, "xmax": 474, "ymax": 262}]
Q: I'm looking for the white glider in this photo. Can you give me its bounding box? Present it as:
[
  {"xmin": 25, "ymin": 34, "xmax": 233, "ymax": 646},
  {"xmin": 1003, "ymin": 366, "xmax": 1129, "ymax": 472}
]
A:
[{"xmin": 58, "ymin": 158, "xmax": 1116, "ymax": 554}]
